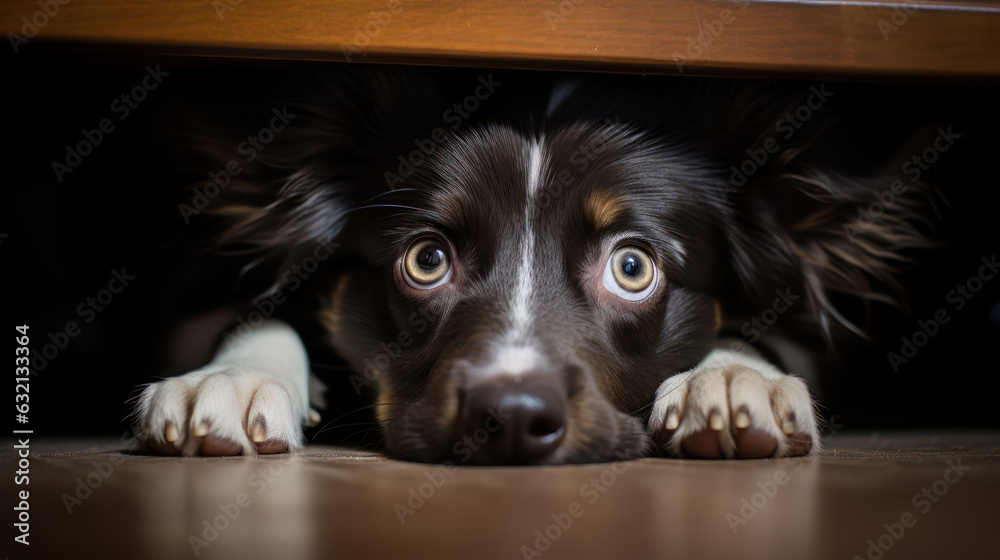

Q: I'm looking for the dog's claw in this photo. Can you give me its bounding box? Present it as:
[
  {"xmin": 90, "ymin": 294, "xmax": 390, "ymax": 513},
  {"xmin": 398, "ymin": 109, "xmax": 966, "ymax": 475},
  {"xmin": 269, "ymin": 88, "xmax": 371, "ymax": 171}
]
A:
[
  {"xmin": 164, "ymin": 421, "xmax": 179, "ymax": 443},
  {"xmin": 649, "ymin": 354, "xmax": 818, "ymax": 459},
  {"xmin": 193, "ymin": 421, "xmax": 210, "ymax": 438},
  {"xmin": 133, "ymin": 322, "xmax": 307, "ymax": 457},
  {"xmin": 251, "ymin": 416, "xmax": 267, "ymax": 443},
  {"xmin": 709, "ymin": 411, "xmax": 725, "ymax": 431},
  {"xmin": 781, "ymin": 414, "xmax": 796, "ymax": 435},
  {"xmin": 147, "ymin": 431, "xmax": 179, "ymax": 456},
  {"xmin": 665, "ymin": 409, "xmax": 680, "ymax": 430},
  {"xmin": 734, "ymin": 409, "xmax": 750, "ymax": 429}
]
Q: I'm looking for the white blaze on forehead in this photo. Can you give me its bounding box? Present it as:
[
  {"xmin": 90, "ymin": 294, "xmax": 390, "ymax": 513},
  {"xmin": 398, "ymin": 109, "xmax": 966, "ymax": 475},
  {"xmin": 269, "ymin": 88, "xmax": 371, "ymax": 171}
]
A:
[
  {"xmin": 509, "ymin": 140, "xmax": 544, "ymax": 342},
  {"xmin": 467, "ymin": 344, "xmax": 545, "ymax": 379},
  {"xmin": 473, "ymin": 139, "xmax": 545, "ymax": 379},
  {"xmin": 528, "ymin": 141, "xmax": 543, "ymax": 196}
]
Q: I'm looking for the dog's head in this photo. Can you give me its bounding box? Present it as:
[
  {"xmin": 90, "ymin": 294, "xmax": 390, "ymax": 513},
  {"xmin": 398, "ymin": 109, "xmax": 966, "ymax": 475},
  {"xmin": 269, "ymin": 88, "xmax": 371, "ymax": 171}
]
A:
[
  {"xmin": 325, "ymin": 120, "xmax": 724, "ymax": 464},
  {"xmin": 195, "ymin": 68, "xmax": 933, "ymax": 464}
]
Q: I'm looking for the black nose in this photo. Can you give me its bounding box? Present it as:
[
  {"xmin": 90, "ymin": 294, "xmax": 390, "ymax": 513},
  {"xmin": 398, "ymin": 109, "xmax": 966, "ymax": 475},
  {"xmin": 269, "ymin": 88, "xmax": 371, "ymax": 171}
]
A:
[{"xmin": 461, "ymin": 376, "xmax": 568, "ymax": 465}]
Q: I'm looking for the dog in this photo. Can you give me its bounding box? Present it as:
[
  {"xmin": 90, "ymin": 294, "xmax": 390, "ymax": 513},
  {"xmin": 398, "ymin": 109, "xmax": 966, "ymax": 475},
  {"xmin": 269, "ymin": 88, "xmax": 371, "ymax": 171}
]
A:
[{"xmin": 132, "ymin": 67, "xmax": 933, "ymax": 464}]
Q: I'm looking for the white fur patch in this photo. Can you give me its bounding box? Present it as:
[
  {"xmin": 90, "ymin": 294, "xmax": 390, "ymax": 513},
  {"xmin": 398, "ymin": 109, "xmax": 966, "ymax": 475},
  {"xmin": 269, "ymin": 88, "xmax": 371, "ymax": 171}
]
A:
[
  {"xmin": 133, "ymin": 320, "xmax": 310, "ymax": 455},
  {"xmin": 477, "ymin": 140, "xmax": 548, "ymax": 380},
  {"xmin": 666, "ymin": 238, "xmax": 687, "ymax": 266},
  {"xmin": 648, "ymin": 342, "xmax": 819, "ymax": 458},
  {"xmin": 468, "ymin": 344, "xmax": 544, "ymax": 379},
  {"xmin": 528, "ymin": 141, "xmax": 543, "ymax": 197},
  {"xmin": 508, "ymin": 140, "xmax": 544, "ymax": 342}
]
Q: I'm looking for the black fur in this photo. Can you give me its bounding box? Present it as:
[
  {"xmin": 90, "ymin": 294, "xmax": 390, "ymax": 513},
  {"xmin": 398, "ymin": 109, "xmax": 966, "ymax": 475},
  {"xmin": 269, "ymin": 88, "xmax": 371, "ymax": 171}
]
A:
[{"xmin": 176, "ymin": 67, "xmax": 934, "ymax": 463}]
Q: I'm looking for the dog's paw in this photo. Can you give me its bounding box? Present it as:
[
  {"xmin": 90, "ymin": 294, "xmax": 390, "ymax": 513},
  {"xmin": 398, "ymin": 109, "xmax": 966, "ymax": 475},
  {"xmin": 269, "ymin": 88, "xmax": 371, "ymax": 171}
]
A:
[
  {"xmin": 133, "ymin": 367, "xmax": 305, "ymax": 456},
  {"xmin": 648, "ymin": 360, "xmax": 817, "ymax": 459}
]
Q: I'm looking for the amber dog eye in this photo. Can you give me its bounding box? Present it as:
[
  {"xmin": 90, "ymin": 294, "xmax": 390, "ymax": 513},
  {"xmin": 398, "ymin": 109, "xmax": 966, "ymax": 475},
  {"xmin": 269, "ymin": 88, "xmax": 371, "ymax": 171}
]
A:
[
  {"xmin": 404, "ymin": 239, "xmax": 452, "ymax": 289},
  {"xmin": 603, "ymin": 246, "xmax": 657, "ymax": 301}
]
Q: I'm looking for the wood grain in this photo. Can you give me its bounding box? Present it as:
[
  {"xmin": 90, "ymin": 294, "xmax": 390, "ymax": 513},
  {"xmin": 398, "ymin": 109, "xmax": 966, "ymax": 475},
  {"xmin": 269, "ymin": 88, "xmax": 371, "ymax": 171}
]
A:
[
  {"xmin": 3, "ymin": 0, "xmax": 1000, "ymax": 78},
  {"xmin": 18, "ymin": 433, "xmax": 1000, "ymax": 560}
]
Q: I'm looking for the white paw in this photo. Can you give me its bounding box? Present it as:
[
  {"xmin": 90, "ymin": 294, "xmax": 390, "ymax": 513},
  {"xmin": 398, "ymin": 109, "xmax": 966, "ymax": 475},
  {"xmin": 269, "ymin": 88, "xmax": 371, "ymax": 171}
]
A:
[
  {"xmin": 648, "ymin": 352, "xmax": 818, "ymax": 459},
  {"xmin": 133, "ymin": 366, "xmax": 305, "ymax": 456}
]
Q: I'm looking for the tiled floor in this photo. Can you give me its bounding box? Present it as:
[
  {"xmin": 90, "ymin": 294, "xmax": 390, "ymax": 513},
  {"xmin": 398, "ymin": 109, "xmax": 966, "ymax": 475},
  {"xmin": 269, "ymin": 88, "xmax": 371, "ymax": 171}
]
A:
[{"xmin": 6, "ymin": 431, "xmax": 998, "ymax": 560}]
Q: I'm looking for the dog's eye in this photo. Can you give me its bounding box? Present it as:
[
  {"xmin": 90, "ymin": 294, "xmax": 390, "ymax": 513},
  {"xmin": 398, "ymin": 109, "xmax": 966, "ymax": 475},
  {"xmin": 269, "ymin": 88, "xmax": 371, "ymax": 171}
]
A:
[
  {"xmin": 603, "ymin": 246, "xmax": 657, "ymax": 301},
  {"xmin": 404, "ymin": 239, "xmax": 452, "ymax": 289}
]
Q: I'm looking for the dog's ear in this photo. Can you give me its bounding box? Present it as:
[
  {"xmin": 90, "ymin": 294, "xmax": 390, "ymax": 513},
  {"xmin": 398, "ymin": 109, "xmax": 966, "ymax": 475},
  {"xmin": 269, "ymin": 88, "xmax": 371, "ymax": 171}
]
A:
[
  {"xmin": 712, "ymin": 86, "xmax": 942, "ymax": 338},
  {"xmin": 169, "ymin": 67, "xmax": 452, "ymax": 294}
]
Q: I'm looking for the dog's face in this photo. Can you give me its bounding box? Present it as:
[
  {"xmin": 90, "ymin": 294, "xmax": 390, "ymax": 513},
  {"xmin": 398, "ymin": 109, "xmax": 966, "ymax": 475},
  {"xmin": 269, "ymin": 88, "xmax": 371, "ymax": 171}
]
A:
[
  {"xmin": 202, "ymin": 69, "xmax": 931, "ymax": 464},
  {"xmin": 325, "ymin": 122, "xmax": 722, "ymax": 464}
]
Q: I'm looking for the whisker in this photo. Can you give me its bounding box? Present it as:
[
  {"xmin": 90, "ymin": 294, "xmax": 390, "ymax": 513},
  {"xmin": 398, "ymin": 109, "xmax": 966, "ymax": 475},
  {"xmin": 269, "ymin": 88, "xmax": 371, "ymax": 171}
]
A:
[
  {"xmin": 631, "ymin": 400, "xmax": 656, "ymax": 416},
  {"xmin": 347, "ymin": 203, "xmax": 433, "ymax": 214},
  {"xmin": 310, "ymin": 401, "xmax": 423, "ymax": 439},
  {"xmin": 361, "ymin": 188, "xmax": 418, "ymax": 205},
  {"xmin": 339, "ymin": 426, "xmax": 385, "ymax": 445},
  {"xmin": 353, "ymin": 439, "xmax": 387, "ymax": 452}
]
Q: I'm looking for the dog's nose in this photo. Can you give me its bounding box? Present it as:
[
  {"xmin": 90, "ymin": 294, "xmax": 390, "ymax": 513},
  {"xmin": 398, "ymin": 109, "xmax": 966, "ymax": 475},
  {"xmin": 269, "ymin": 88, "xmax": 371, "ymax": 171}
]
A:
[{"xmin": 461, "ymin": 376, "xmax": 567, "ymax": 465}]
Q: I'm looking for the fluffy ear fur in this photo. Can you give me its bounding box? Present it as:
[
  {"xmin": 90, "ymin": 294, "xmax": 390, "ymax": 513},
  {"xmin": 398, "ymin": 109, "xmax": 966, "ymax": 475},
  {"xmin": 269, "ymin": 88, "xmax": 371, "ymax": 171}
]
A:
[
  {"xmin": 541, "ymin": 77, "xmax": 940, "ymax": 338},
  {"xmin": 171, "ymin": 67, "xmax": 452, "ymax": 294},
  {"xmin": 170, "ymin": 68, "xmax": 938, "ymax": 337},
  {"xmin": 713, "ymin": 87, "xmax": 940, "ymax": 338}
]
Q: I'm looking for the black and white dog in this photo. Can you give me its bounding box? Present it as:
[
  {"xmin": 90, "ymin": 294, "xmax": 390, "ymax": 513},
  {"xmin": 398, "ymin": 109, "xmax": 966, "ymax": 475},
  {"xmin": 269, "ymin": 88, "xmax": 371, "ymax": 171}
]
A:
[{"xmin": 132, "ymin": 67, "xmax": 932, "ymax": 464}]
